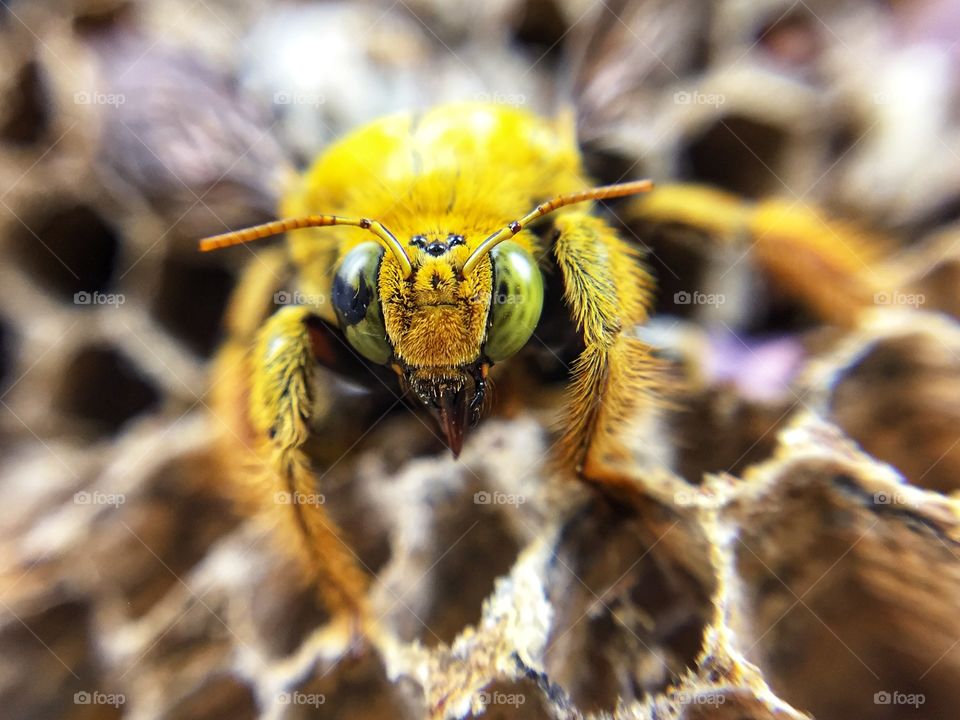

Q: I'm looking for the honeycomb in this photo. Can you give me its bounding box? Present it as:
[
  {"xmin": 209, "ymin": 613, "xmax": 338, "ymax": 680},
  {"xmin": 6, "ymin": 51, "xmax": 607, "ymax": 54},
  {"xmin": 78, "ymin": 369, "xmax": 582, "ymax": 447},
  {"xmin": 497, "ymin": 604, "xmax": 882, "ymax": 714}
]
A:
[{"xmin": 1, "ymin": 1, "xmax": 959, "ymax": 719}]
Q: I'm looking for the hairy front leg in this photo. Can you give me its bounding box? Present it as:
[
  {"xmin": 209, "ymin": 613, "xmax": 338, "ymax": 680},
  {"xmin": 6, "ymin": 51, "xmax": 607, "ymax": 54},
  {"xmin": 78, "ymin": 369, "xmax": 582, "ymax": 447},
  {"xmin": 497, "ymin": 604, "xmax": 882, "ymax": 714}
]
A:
[
  {"xmin": 550, "ymin": 211, "xmax": 660, "ymax": 488},
  {"xmin": 212, "ymin": 291, "xmax": 371, "ymax": 625},
  {"xmin": 253, "ymin": 306, "xmax": 371, "ymax": 618}
]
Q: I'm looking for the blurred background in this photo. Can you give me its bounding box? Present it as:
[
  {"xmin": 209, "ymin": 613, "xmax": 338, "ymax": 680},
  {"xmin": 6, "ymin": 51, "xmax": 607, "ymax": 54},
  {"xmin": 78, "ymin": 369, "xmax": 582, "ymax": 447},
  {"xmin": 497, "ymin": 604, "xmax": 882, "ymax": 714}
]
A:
[{"xmin": 1, "ymin": 0, "xmax": 960, "ymax": 719}]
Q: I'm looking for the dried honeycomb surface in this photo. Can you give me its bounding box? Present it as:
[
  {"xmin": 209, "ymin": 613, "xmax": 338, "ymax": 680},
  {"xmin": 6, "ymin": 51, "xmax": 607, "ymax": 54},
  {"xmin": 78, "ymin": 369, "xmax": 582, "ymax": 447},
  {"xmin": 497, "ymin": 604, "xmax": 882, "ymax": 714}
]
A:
[{"xmin": 1, "ymin": 1, "xmax": 960, "ymax": 719}]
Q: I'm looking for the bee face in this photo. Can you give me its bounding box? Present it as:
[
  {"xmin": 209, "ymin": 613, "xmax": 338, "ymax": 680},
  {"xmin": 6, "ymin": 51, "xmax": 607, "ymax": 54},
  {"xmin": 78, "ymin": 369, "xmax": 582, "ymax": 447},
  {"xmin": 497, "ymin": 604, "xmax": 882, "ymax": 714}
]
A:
[
  {"xmin": 371, "ymin": 235, "xmax": 489, "ymax": 455},
  {"xmin": 374, "ymin": 233, "xmax": 488, "ymax": 365},
  {"xmin": 329, "ymin": 230, "xmax": 544, "ymax": 454}
]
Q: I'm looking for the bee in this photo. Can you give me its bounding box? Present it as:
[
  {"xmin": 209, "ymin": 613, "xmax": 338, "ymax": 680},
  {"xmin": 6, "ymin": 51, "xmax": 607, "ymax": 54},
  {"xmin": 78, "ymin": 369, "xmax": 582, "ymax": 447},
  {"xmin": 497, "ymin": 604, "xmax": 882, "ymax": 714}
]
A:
[
  {"xmin": 201, "ymin": 104, "xmax": 894, "ymax": 636},
  {"xmin": 201, "ymin": 103, "xmax": 658, "ymax": 630}
]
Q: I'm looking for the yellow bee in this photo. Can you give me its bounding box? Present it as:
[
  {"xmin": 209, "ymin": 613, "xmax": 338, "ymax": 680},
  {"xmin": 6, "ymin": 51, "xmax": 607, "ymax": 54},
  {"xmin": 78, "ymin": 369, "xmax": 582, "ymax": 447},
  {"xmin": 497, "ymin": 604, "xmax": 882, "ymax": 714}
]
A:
[{"xmin": 201, "ymin": 103, "xmax": 657, "ymax": 627}]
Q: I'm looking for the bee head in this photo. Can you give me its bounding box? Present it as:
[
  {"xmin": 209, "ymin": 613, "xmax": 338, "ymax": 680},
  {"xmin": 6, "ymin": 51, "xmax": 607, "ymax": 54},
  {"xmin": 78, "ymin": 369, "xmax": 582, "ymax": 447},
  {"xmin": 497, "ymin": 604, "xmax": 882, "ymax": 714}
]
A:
[
  {"xmin": 370, "ymin": 231, "xmax": 487, "ymax": 456},
  {"xmin": 372, "ymin": 228, "xmax": 544, "ymax": 455},
  {"xmin": 380, "ymin": 232, "xmax": 492, "ymax": 367}
]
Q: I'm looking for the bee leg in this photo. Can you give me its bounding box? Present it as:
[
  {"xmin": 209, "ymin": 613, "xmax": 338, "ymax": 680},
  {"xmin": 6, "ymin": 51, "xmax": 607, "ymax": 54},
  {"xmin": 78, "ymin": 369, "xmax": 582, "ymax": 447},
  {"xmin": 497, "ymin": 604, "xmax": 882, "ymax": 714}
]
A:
[
  {"xmin": 627, "ymin": 184, "xmax": 886, "ymax": 326},
  {"xmin": 550, "ymin": 212, "xmax": 660, "ymax": 488},
  {"xmin": 210, "ymin": 268, "xmax": 374, "ymax": 644},
  {"xmin": 253, "ymin": 305, "xmax": 374, "ymax": 626}
]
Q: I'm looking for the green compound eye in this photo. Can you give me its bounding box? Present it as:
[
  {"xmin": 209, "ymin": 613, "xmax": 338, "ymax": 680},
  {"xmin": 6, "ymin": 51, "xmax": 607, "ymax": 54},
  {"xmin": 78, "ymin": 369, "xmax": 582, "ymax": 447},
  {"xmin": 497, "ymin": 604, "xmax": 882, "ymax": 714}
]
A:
[
  {"xmin": 483, "ymin": 241, "xmax": 544, "ymax": 363},
  {"xmin": 332, "ymin": 242, "xmax": 392, "ymax": 364}
]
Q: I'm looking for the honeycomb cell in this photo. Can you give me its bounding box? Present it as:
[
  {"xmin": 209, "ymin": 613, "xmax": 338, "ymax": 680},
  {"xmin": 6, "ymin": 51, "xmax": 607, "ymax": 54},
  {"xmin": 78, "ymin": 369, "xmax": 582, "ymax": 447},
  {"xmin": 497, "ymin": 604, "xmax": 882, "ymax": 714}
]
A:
[
  {"xmin": 681, "ymin": 115, "xmax": 789, "ymax": 198},
  {"xmin": 580, "ymin": 141, "xmax": 649, "ymax": 187},
  {"xmin": 418, "ymin": 497, "xmax": 522, "ymax": 646},
  {"xmin": 729, "ymin": 460, "xmax": 960, "ymax": 720},
  {"xmin": 0, "ymin": 600, "xmax": 112, "ymax": 720},
  {"xmin": 10, "ymin": 204, "xmax": 119, "ymax": 301},
  {"xmin": 511, "ymin": 0, "xmax": 567, "ymax": 61},
  {"xmin": 669, "ymin": 386, "xmax": 792, "ymax": 484},
  {"xmin": 55, "ymin": 344, "xmax": 159, "ymax": 435},
  {"xmin": 545, "ymin": 498, "xmax": 714, "ymax": 713},
  {"xmin": 829, "ymin": 332, "xmax": 960, "ymax": 494},
  {"xmin": 151, "ymin": 254, "xmax": 235, "ymax": 357}
]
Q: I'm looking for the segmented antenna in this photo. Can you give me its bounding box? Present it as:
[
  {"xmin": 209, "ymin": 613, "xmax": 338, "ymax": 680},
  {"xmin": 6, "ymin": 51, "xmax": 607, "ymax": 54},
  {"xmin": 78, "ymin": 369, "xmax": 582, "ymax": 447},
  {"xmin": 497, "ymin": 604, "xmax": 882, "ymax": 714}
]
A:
[
  {"xmin": 199, "ymin": 214, "xmax": 413, "ymax": 278},
  {"xmin": 462, "ymin": 179, "xmax": 654, "ymax": 275}
]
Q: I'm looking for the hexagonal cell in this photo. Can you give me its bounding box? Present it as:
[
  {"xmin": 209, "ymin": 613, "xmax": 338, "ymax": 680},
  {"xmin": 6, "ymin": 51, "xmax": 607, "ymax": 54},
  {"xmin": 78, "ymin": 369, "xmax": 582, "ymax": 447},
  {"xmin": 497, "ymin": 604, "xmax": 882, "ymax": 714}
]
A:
[
  {"xmin": 680, "ymin": 115, "xmax": 789, "ymax": 198},
  {"xmin": 0, "ymin": 60, "xmax": 50, "ymax": 146},
  {"xmin": 580, "ymin": 142, "xmax": 649, "ymax": 187},
  {"xmin": 150, "ymin": 254, "xmax": 235, "ymax": 357},
  {"xmin": 95, "ymin": 37, "xmax": 285, "ymax": 233},
  {"xmin": 54, "ymin": 344, "xmax": 160, "ymax": 436},
  {"xmin": 87, "ymin": 448, "xmax": 241, "ymax": 617},
  {"xmin": 727, "ymin": 456, "xmax": 960, "ymax": 720},
  {"xmin": 9, "ymin": 203, "xmax": 120, "ymax": 302},
  {"xmin": 668, "ymin": 387, "xmax": 793, "ymax": 484},
  {"xmin": 628, "ymin": 220, "xmax": 714, "ymax": 320},
  {"xmin": 511, "ymin": 0, "xmax": 567, "ymax": 62},
  {"xmin": 417, "ymin": 499, "xmax": 522, "ymax": 646},
  {"xmin": 249, "ymin": 564, "xmax": 330, "ymax": 657},
  {"xmin": 360, "ymin": 449, "xmax": 525, "ymax": 647},
  {"xmin": 0, "ymin": 600, "xmax": 117, "ymax": 720},
  {"xmin": 828, "ymin": 332, "xmax": 960, "ymax": 494},
  {"xmin": 544, "ymin": 497, "xmax": 714, "ymax": 713}
]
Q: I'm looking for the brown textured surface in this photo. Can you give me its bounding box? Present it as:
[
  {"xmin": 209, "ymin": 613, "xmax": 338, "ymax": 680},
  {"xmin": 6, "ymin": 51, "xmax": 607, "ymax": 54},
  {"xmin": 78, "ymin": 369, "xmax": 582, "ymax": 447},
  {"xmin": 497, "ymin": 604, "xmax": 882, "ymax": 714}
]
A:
[{"xmin": 2, "ymin": 1, "xmax": 960, "ymax": 719}]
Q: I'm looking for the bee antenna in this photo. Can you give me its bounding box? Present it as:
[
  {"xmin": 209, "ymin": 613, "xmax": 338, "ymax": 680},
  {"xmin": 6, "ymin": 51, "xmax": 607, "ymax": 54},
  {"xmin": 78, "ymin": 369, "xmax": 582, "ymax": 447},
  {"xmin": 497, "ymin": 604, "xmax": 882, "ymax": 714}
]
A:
[
  {"xmin": 461, "ymin": 179, "xmax": 654, "ymax": 275},
  {"xmin": 198, "ymin": 214, "xmax": 413, "ymax": 278}
]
